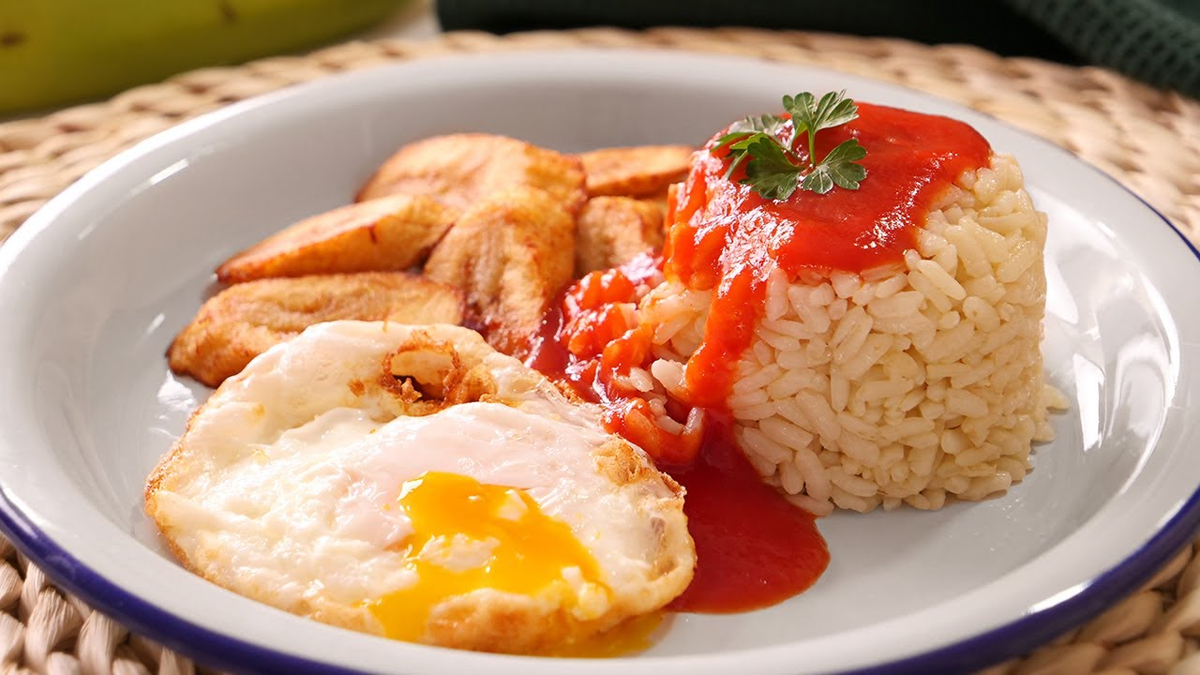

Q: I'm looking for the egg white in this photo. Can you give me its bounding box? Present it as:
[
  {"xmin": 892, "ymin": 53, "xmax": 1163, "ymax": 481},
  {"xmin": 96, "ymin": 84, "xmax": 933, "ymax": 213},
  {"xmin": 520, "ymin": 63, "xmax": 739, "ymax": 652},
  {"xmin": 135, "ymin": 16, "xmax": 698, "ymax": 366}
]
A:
[{"xmin": 146, "ymin": 321, "xmax": 695, "ymax": 653}]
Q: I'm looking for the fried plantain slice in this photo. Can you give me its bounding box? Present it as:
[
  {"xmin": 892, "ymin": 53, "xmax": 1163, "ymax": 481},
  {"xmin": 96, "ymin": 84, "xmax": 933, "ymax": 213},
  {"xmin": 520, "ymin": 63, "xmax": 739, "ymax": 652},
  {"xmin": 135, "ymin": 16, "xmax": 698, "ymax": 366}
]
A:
[
  {"xmin": 639, "ymin": 191, "xmax": 671, "ymax": 218},
  {"xmin": 168, "ymin": 272, "xmax": 464, "ymax": 387},
  {"xmin": 215, "ymin": 194, "xmax": 456, "ymax": 284},
  {"xmin": 357, "ymin": 133, "xmax": 587, "ymax": 215},
  {"xmin": 424, "ymin": 186, "xmax": 575, "ymax": 358},
  {"xmin": 575, "ymin": 197, "xmax": 665, "ymax": 275},
  {"xmin": 579, "ymin": 145, "xmax": 693, "ymax": 198}
]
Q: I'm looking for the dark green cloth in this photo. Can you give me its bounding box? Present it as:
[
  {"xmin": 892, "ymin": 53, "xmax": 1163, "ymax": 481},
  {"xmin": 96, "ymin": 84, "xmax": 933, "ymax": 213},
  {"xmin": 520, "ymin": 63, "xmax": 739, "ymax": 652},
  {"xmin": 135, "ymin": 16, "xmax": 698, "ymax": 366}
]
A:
[{"xmin": 436, "ymin": 0, "xmax": 1200, "ymax": 99}]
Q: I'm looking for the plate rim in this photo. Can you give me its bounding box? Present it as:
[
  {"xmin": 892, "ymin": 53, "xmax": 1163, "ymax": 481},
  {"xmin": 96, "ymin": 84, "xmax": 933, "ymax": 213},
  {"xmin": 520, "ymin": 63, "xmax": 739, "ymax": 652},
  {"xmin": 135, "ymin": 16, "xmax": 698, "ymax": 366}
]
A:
[{"xmin": 1, "ymin": 47, "xmax": 1199, "ymax": 675}]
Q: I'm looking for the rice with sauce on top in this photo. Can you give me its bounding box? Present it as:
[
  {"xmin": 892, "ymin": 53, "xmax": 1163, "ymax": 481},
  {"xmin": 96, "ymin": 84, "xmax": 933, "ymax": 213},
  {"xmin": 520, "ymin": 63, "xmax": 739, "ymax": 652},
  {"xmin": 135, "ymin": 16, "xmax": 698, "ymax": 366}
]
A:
[
  {"xmin": 560, "ymin": 103, "xmax": 1065, "ymax": 515},
  {"xmin": 637, "ymin": 153, "xmax": 1064, "ymax": 515}
]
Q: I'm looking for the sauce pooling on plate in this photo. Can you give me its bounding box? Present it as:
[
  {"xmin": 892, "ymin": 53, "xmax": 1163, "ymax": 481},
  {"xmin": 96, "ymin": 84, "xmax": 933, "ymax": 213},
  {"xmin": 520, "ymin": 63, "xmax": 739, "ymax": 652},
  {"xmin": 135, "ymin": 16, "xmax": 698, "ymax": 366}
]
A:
[
  {"xmin": 663, "ymin": 418, "xmax": 829, "ymax": 612},
  {"xmin": 530, "ymin": 102, "xmax": 991, "ymax": 612}
]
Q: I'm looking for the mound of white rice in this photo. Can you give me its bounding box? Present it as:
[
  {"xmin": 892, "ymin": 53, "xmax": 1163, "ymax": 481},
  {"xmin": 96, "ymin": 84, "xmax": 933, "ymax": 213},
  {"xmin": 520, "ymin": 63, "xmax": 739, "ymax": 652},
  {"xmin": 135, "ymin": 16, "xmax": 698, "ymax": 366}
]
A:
[{"xmin": 631, "ymin": 153, "xmax": 1065, "ymax": 515}]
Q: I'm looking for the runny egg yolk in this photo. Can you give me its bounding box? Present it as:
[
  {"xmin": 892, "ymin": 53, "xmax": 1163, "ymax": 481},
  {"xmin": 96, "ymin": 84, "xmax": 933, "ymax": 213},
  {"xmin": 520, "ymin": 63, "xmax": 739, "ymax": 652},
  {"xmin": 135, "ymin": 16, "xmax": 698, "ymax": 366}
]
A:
[{"xmin": 368, "ymin": 471, "xmax": 610, "ymax": 645}]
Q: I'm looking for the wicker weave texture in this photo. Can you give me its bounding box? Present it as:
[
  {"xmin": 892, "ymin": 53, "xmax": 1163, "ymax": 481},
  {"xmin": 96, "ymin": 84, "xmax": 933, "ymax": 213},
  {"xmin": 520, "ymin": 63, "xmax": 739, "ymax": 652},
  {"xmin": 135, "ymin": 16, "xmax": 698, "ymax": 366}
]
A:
[{"xmin": 0, "ymin": 27, "xmax": 1198, "ymax": 675}]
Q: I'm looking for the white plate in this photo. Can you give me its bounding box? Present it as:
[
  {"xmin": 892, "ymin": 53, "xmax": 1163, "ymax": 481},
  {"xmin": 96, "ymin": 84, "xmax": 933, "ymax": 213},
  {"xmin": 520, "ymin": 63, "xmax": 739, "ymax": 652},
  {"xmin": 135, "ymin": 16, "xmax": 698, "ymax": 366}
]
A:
[{"xmin": 1, "ymin": 50, "xmax": 1198, "ymax": 675}]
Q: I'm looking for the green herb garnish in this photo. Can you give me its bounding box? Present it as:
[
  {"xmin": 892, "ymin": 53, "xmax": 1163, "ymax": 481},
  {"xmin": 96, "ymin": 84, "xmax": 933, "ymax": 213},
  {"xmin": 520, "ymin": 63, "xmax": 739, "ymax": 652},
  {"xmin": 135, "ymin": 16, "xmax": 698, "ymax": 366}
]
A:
[{"xmin": 713, "ymin": 90, "xmax": 868, "ymax": 200}]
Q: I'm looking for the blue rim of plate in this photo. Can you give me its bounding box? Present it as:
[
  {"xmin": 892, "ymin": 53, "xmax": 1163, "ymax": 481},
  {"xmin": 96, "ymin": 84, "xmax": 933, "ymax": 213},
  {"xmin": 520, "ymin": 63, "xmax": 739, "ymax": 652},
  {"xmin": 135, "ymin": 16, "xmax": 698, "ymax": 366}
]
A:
[{"xmin": 1, "ymin": 55, "xmax": 1199, "ymax": 675}]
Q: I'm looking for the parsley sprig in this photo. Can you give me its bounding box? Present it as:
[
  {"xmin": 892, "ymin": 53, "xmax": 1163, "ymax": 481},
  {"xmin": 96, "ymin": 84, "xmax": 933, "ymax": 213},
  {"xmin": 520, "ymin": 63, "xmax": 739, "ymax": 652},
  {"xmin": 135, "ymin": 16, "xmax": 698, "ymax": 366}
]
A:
[{"xmin": 713, "ymin": 91, "xmax": 868, "ymax": 200}]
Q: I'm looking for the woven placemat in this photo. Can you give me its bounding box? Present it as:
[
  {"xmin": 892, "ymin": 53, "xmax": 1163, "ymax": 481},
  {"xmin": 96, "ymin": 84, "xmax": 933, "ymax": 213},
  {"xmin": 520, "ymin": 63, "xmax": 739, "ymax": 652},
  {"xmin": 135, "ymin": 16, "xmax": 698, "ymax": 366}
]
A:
[{"xmin": 0, "ymin": 27, "xmax": 1198, "ymax": 675}]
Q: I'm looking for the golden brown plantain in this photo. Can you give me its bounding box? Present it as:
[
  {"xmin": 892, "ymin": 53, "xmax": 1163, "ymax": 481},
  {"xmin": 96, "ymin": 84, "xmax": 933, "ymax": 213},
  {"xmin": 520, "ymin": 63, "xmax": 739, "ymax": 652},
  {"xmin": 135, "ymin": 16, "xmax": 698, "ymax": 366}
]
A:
[
  {"xmin": 215, "ymin": 194, "xmax": 456, "ymax": 284},
  {"xmin": 639, "ymin": 192, "xmax": 671, "ymax": 218},
  {"xmin": 424, "ymin": 187, "xmax": 575, "ymax": 358},
  {"xmin": 168, "ymin": 272, "xmax": 464, "ymax": 387},
  {"xmin": 575, "ymin": 197, "xmax": 665, "ymax": 275},
  {"xmin": 357, "ymin": 134, "xmax": 587, "ymax": 215},
  {"xmin": 579, "ymin": 145, "xmax": 693, "ymax": 198}
]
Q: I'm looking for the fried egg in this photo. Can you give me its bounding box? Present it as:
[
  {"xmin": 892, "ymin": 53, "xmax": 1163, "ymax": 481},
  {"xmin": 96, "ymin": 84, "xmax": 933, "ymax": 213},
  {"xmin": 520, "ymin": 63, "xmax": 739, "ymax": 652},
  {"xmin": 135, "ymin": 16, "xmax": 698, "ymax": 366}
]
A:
[{"xmin": 145, "ymin": 321, "xmax": 695, "ymax": 654}]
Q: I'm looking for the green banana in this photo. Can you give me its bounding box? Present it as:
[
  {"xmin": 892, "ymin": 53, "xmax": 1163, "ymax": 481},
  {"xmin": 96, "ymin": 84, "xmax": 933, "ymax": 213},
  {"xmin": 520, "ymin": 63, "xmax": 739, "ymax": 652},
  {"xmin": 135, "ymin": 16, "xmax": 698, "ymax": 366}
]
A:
[{"xmin": 0, "ymin": 0, "xmax": 410, "ymax": 114}]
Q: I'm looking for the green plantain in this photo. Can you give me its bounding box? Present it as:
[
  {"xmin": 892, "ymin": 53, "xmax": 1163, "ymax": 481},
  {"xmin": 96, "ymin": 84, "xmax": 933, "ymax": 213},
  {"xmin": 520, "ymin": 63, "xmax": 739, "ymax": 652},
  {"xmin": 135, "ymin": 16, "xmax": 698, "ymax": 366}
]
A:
[{"xmin": 0, "ymin": 0, "xmax": 409, "ymax": 114}]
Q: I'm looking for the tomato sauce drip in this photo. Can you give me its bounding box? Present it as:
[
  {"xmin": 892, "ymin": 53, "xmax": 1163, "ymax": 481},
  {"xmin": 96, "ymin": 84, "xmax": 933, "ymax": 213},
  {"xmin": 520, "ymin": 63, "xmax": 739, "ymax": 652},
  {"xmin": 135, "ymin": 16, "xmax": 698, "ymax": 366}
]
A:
[
  {"xmin": 526, "ymin": 102, "xmax": 989, "ymax": 613},
  {"xmin": 665, "ymin": 103, "xmax": 991, "ymax": 407},
  {"xmin": 664, "ymin": 416, "xmax": 829, "ymax": 611}
]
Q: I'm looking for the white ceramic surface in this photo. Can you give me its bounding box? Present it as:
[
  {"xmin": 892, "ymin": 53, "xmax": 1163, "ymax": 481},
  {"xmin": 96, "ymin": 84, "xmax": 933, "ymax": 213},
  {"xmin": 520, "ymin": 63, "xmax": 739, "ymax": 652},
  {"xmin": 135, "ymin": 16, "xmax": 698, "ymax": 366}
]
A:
[{"xmin": 0, "ymin": 50, "xmax": 1198, "ymax": 675}]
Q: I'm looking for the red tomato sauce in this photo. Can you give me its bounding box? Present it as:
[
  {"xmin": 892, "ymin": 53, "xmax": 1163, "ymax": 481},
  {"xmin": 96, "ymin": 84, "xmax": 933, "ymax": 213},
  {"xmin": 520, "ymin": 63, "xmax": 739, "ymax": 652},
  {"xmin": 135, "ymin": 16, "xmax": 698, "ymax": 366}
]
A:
[
  {"xmin": 664, "ymin": 416, "xmax": 829, "ymax": 611},
  {"xmin": 527, "ymin": 102, "xmax": 990, "ymax": 613}
]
